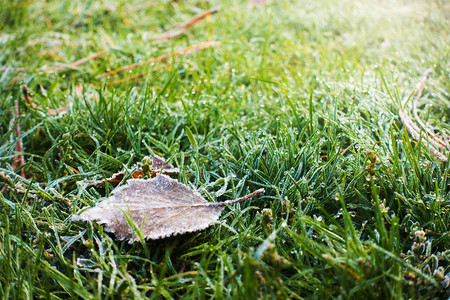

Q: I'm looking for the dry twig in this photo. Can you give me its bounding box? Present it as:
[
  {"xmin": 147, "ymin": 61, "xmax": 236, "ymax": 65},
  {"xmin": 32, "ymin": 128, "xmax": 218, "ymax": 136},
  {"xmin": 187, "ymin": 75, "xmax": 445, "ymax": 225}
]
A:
[
  {"xmin": 410, "ymin": 70, "xmax": 447, "ymax": 150},
  {"xmin": 13, "ymin": 99, "xmax": 25, "ymax": 178},
  {"xmin": 38, "ymin": 50, "xmax": 107, "ymax": 72},
  {"xmin": 106, "ymin": 73, "xmax": 147, "ymax": 86},
  {"xmin": 106, "ymin": 64, "xmax": 168, "ymax": 86},
  {"xmin": 250, "ymin": 0, "xmax": 268, "ymax": 7},
  {"xmin": 96, "ymin": 41, "xmax": 220, "ymax": 79},
  {"xmin": 131, "ymin": 1, "xmax": 153, "ymax": 12},
  {"xmin": 1, "ymin": 50, "xmax": 107, "ymax": 73},
  {"xmin": 151, "ymin": 8, "xmax": 219, "ymax": 41},
  {"xmin": 0, "ymin": 66, "xmax": 26, "ymax": 72},
  {"xmin": 399, "ymin": 70, "xmax": 448, "ymax": 162}
]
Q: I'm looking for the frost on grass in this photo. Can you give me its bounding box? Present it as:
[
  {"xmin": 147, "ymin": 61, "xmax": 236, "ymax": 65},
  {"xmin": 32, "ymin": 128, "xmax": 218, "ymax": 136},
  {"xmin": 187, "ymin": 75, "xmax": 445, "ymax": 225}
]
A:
[{"xmin": 74, "ymin": 174, "xmax": 264, "ymax": 242}]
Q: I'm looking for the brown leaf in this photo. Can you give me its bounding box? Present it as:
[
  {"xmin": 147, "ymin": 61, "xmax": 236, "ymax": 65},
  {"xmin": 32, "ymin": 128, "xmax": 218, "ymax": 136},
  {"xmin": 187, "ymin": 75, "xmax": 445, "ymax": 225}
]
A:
[
  {"xmin": 73, "ymin": 174, "xmax": 264, "ymax": 242},
  {"xmin": 147, "ymin": 156, "xmax": 180, "ymax": 174},
  {"xmin": 82, "ymin": 170, "xmax": 144, "ymax": 186},
  {"xmin": 82, "ymin": 156, "xmax": 179, "ymax": 186}
]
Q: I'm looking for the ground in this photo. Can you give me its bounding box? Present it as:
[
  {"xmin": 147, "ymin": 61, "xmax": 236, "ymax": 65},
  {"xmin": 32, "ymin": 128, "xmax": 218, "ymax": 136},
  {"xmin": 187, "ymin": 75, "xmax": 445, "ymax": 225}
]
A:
[{"xmin": 0, "ymin": 0, "xmax": 449, "ymax": 298}]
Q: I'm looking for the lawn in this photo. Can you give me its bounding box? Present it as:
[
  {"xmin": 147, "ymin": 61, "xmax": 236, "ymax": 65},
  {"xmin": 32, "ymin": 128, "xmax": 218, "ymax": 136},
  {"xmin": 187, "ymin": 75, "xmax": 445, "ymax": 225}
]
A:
[{"xmin": 0, "ymin": 0, "xmax": 449, "ymax": 298}]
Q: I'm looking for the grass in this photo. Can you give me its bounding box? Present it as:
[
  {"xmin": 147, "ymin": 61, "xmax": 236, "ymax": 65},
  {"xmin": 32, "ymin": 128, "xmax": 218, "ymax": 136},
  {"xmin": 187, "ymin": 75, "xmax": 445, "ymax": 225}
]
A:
[{"xmin": 0, "ymin": 0, "xmax": 449, "ymax": 298}]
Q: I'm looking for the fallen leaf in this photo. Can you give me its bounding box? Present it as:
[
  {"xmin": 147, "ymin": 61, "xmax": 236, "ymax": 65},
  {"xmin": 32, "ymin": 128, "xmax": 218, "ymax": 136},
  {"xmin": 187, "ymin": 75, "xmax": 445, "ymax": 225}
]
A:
[
  {"xmin": 146, "ymin": 156, "xmax": 179, "ymax": 174},
  {"xmin": 74, "ymin": 174, "xmax": 264, "ymax": 242},
  {"xmin": 82, "ymin": 156, "xmax": 179, "ymax": 186}
]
